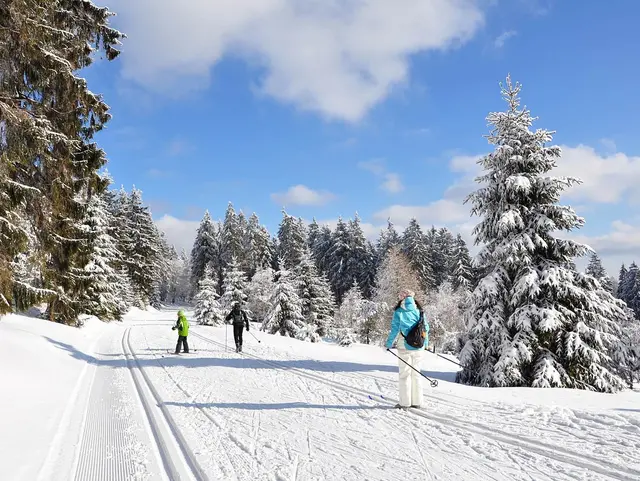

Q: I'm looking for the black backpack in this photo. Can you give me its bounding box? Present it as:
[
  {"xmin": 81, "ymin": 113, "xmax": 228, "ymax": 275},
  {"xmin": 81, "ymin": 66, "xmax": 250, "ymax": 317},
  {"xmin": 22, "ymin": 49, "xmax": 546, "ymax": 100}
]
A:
[{"xmin": 401, "ymin": 311, "xmax": 426, "ymax": 348}]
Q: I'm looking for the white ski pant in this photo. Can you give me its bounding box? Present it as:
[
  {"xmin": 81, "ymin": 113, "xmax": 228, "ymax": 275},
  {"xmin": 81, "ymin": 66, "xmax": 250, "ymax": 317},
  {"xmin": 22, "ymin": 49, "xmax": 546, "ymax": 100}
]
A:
[{"xmin": 397, "ymin": 348, "xmax": 423, "ymax": 407}]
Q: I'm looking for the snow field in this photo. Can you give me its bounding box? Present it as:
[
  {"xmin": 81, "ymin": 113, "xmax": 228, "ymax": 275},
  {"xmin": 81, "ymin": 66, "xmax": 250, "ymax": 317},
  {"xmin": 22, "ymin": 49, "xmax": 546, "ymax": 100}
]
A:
[
  {"xmin": 130, "ymin": 321, "xmax": 640, "ymax": 480},
  {"xmin": 3, "ymin": 312, "xmax": 640, "ymax": 481}
]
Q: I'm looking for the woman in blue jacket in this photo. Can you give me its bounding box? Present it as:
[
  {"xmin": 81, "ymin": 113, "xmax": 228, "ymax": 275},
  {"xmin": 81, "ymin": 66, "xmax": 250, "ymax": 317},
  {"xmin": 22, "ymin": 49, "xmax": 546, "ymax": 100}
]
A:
[{"xmin": 385, "ymin": 289, "xmax": 429, "ymax": 409}]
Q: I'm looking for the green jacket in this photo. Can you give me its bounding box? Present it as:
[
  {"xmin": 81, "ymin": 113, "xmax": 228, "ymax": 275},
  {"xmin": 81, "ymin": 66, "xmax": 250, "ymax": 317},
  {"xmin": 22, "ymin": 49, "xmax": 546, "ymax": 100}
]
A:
[{"xmin": 175, "ymin": 314, "xmax": 189, "ymax": 336}]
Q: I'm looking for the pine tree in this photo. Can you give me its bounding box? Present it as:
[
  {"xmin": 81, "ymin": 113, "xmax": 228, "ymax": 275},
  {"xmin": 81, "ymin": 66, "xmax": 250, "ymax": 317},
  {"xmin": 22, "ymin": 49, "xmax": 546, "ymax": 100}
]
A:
[
  {"xmin": 221, "ymin": 203, "xmax": 244, "ymax": 269},
  {"xmin": 311, "ymin": 224, "xmax": 333, "ymax": 274},
  {"xmin": 263, "ymin": 264, "xmax": 307, "ymax": 338},
  {"xmin": 75, "ymin": 191, "xmax": 125, "ymax": 320},
  {"xmin": 121, "ymin": 188, "xmax": 163, "ymax": 307},
  {"xmin": 0, "ymin": 1, "xmax": 123, "ymax": 321},
  {"xmin": 459, "ymin": 76, "xmax": 630, "ymax": 392},
  {"xmin": 220, "ymin": 256, "xmax": 248, "ymax": 314},
  {"xmin": 190, "ymin": 211, "xmax": 219, "ymax": 292},
  {"xmin": 194, "ymin": 267, "xmax": 224, "ymax": 325},
  {"xmin": 327, "ymin": 217, "xmax": 352, "ymax": 302},
  {"xmin": 296, "ymin": 250, "xmax": 335, "ymax": 336},
  {"xmin": 452, "ymin": 234, "xmax": 474, "ymax": 292},
  {"xmin": 586, "ymin": 252, "xmax": 613, "ymax": 293},
  {"xmin": 246, "ymin": 213, "xmax": 273, "ymax": 277},
  {"xmin": 617, "ymin": 264, "xmax": 628, "ymax": 299},
  {"xmin": 277, "ymin": 210, "xmax": 307, "ymax": 269},
  {"xmin": 377, "ymin": 219, "xmax": 401, "ymax": 259},
  {"xmin": 620, "ymin": 262, "xmax": 639, "ymax": 314},
  {"xmin": 401, "ymin": 219, "xmax": 435, "ymax": 291}
]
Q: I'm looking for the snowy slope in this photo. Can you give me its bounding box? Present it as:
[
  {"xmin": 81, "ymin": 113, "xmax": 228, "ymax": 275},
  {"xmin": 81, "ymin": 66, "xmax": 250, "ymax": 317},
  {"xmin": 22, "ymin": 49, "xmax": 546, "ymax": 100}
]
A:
[{"xmin": 2, "ymin": 308, "xmax": 640, "ymax": 481}]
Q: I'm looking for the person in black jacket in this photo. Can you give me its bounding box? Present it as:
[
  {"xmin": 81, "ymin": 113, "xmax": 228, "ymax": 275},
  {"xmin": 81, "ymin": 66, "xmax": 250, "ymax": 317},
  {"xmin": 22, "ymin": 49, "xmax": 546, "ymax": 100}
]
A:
[{"xmin": 226, "ymin": 303, "xmax": 250, "ymax": 352}]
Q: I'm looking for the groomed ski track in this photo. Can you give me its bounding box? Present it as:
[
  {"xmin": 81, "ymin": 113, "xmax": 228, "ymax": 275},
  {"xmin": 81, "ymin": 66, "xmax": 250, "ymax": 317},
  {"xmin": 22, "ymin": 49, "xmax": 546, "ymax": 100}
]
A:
[{"xmin": 65, "ymin": 326, "xmax": 207, "ymax": 481}]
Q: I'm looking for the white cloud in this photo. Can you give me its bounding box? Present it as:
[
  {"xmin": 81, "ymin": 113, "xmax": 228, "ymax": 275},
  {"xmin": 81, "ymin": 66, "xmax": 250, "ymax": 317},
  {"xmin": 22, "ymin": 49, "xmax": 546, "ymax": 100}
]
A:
[
  {"xmin": 373, "ymin": 199, "xmax": 470, "ymax": 228},
  {"xmin": 271, "ymin": 185, "xmax": 336, "ymax": 206},
  {"xmin": 154, "ymin": 215, "xmax": 200, "ymax": 253},
  {"xmin": 108, "ymin": 0, "xmax": 485, "ymax": 121},
  {"xmin": 599, "ymin": 138, "xmax": 617, "ymax": 153},
  {"xmin": 555, "ymin": 145, "xmax": 640, "ymax": 204},
  {"xmin": 358, "ymin": 159, "xmax": 404, "ymax": 193},
  {"xmin": 493, "ymin": 30, "xmax": 517, "ymax": 49},
  {"xmin": 167, "ymin": 139, "xmax": 193, "ymax": 157}
]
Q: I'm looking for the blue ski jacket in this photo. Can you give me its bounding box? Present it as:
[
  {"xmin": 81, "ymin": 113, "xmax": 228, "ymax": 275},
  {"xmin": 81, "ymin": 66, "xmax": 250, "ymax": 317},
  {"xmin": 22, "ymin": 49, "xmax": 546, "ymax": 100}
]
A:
[{"xmin": 385, "ymin": 296, "xmax": 429, "ymax": 350}]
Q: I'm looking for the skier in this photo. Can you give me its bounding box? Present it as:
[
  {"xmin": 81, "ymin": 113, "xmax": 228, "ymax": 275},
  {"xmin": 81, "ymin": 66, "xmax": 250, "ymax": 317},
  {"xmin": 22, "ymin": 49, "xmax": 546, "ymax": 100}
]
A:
[
  {"xmin": 385, "ymin": 289, "xmax": 429, "ymax": 409},
  {"xmin": 226, "ymin": 303, "xmax": 250, "ymax": 352},
  {"xmin": 172, "ymin": 310, "xmax": 190, "ymax": 354}
]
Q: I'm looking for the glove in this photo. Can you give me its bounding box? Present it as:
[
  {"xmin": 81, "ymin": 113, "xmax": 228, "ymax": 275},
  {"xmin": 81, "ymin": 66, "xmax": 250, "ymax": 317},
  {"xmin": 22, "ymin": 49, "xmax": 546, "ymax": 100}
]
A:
[
  {"xmin": 246, "ymin": 326, "xmax": 249, "ymax": 331},
  {"xmin": 171, "ymin": 326, "xmax": 176, "ymax": 331}
]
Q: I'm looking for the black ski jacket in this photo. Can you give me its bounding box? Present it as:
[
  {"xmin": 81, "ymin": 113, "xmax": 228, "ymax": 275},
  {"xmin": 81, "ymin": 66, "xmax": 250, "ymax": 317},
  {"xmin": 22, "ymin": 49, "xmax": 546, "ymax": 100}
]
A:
[{"xmin": 226, "ymin": 308, "xmax": 249, "ymax": 329}]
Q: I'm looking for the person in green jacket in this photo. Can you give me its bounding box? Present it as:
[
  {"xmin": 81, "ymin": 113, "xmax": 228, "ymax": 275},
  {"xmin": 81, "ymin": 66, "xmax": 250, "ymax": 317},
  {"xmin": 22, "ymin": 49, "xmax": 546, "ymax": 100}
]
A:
[{"xmin": 172, "ymin": 310, "xmax": 190, "ymax": 354}]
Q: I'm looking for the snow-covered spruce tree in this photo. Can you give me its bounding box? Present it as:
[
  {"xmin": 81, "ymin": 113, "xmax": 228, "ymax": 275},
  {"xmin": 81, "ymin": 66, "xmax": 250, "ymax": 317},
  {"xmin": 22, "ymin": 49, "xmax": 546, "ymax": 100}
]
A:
[
  {"xmin": 246, "ymin": 213, "xmax": 273, "ymax": 277},
  {"xmin": 619, "ymin": 262, "xmax": 640, "ymax": 318},
  {"xmin": 452, "ymin": 234, "xmax": 474, "ymax": 292},
  {"xmin": 296, "ymin": 250, "xmax": 335, "ymax": 336},
  {"xmin": 194, "ymin": 266, "xmax": 224, "ymax": 325},
  {"xmin": 377, "ymin": 219, "xmax": 401, "ymax": 260},
  {"xmin": 617, "ymin": 264, "xmax": 628, "ymax": 299},
  {"xmin": 586, "ymin": 252, "xmax": 613, "ymax": 294},
  {"xmin": 277, "ymin": 210, "xmax": 308, "ymax": 269},
  {"xmin": 246, "ymin": 267, "xmax": 275, "ymax": 322},
  {"xmin": 401, "ymin": 219, "xmax": 435, "ymax": 292},
  {"xmin": 326, "ymin": 217, "xmax": 354, "ymax": 302},
  {"xmin": 220, "ymin": 256, "xmax": 248, "ymax": 315},
  {"xmin": 432, "ymin": 227, "xmax": 456, "ymax": 288},
  {"xmin": 358, "ymin": 299, "xmax": 387, "ymax": 345},
  {"xmin": 459, "ymin": 76, "xmax": 630, "ymax": 392},
  {"xmin": 190, "ymin": 211, "xmax": 220, "ymax": 292},
  {"xmin": 0, "ymin": 1, "xmax": 122, "ymax": 321},
  {"xmin": 121, "ymin": 188, "xmax": 163, "ymax": 307},
  {"xmin": 221, "ymin": 203, "xmax": 245, "ymax": 271},
  {"xmin": 347, "ymin": 214, "xmax": 377, "ymax": 298},
  {"xmin": 310, "ymin": 224, "xmax": 333, "ymax": 275},
  {"xmin": 75, "ymin": 191, "xmax": 126, "ymax": 320},
  {"xmin": 263, "ymin": 264, "xmax": 309, "ymax": 339}
]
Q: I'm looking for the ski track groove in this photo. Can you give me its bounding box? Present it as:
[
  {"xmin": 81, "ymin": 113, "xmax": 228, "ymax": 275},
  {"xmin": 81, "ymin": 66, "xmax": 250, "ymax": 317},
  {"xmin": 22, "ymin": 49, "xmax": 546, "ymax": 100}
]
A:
[
  {"xmin": 140, "ymin": 333, "xmax": 274, "ymax": 481},
  {"xmin": 123, "ymin": 327, "xmax": 209, "ymax": 481},
  {"xmin": 191, "ymin": 331, "xmax": 639, "ymax": 481}
]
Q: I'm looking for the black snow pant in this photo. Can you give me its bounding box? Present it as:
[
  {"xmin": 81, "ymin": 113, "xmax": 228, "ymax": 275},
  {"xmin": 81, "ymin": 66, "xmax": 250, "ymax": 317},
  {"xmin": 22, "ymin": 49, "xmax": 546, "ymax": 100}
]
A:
[
  {"xmin": 233, "ymin": 324, "xmax": 244, "ymax": 351},
  {"xmin": 175, "ymin": 335, "xmax": 189, "ymax": 354}
]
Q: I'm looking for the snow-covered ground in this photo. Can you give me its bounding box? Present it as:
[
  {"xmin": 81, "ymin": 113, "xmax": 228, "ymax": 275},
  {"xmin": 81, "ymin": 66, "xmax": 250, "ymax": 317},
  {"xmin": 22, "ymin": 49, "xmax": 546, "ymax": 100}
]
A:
[{"xmin": 2, "ymin": 308, "xmax": 639, "ymax": 481}]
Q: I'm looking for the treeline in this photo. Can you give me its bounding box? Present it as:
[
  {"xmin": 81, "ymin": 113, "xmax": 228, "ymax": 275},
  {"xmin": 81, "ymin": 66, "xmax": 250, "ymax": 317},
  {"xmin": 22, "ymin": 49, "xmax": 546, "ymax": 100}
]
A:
[{"xmin": 188, "ymin": 204, "xmax": 476, "ymax": 347}]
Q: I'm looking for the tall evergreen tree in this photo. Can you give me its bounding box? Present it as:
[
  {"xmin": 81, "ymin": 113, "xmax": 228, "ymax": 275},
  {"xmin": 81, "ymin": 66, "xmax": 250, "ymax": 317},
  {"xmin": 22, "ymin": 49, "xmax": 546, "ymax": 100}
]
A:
[
  {"xmin": 246, "ymin": 213, "xmax": 273, "ymax": 277},
  {"xmin": 220, "ymin": 256, "xmax": 248, "ymax": 314},
  {"xmin": 401, "ymin": 219, "xmax": 435, "ymax": 291},
  {"xmin": 194, "ymin": 266, "xmax": 224, "ymax": 325},
  {"xmin": 75, "ymin": 191, "xmax": 126, "ymax": 320},
  {"xmin": 311, "ymin": 224, "xmax": 333, "ymax": 274},
  {"xmin": 121, "ymin": 188, "xmax": 163, "ymax": 307},
  {"xmin": 432, "ymin": 227, "xmax": 456, "ymax": 287},
  {"xmin": 326, "ymin": 217, "xmax": 352, "ymax": 302},
  {"xmin": 377, "ymin": 219, "xmax": 401, "ymax": 259},
  {"xmin": 277, "ymin": 210, "xmax": 307, "ymax": 269},
  {"xmin": 263, "ymin": 264, "xmax": 306, "ymax": 338},
  {"xmin": 0, "ymin": 0, "xmax": 123, "ymax": 321},
  {"xmin": 459, "ymin": 76, "xmax": 629, "ymax": 392},
  {"xmin": 452, "ymin": 234, "xmax": 474, "ymax": 292},
  {"xmin": 190, "ymin": 211, "xmax": 219, "ymax": 291},
  {"xmin": 617, "ymin": 264, "xmax": 628, "ymax": 299},
  {"xmin": 246, "ymin": 267, "xmax": 275, "ymax": 322},
  {"xmin": 296, "ymin": 250, "xmax": 335, "ymax": 336},
  {"xmin": 346, "ymin": 214, "xmax": 375, "ymax": 297},
  {"xmin": 586, "ymin": 252, "xmax": 613, "ymax": 293},
  {"xmin": 221, "ymin": 202, "xmax": 244, "ymax": 269}
]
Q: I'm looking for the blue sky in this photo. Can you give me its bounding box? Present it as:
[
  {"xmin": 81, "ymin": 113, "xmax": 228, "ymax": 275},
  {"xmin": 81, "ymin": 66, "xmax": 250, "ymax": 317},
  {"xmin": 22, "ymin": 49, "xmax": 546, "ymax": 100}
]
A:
[{"xmin": 88, "ymin": 0, "xmax": 640, "ymax": 274}]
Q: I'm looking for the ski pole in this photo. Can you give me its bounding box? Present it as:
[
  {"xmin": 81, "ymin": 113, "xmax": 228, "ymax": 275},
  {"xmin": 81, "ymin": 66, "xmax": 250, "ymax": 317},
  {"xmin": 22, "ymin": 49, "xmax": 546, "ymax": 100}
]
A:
[
  {"xmin": 225, "ymin": 322, "xmax": 228, "ymax": 352},
  {"xmin": 386, "ymin": 348, "xmax": 438, "ymax": 387},
  {"xmin": 428, "ymin": 350, "xmax": 463, "ymax": 367},
  {"xmin": 248, "ymin": 329, "xmax": 261, "ymax": 343}
]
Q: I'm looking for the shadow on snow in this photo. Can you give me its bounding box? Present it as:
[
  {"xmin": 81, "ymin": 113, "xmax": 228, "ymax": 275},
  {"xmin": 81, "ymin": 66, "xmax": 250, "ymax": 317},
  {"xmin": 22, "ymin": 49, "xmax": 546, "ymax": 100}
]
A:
[
  {"xmin": 162, "ymin": 401, "xmax": 392, "ymax": 411},
  {"xmin": 43, "ymin": 336, "xmax": 457, "ymax": 383}
]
